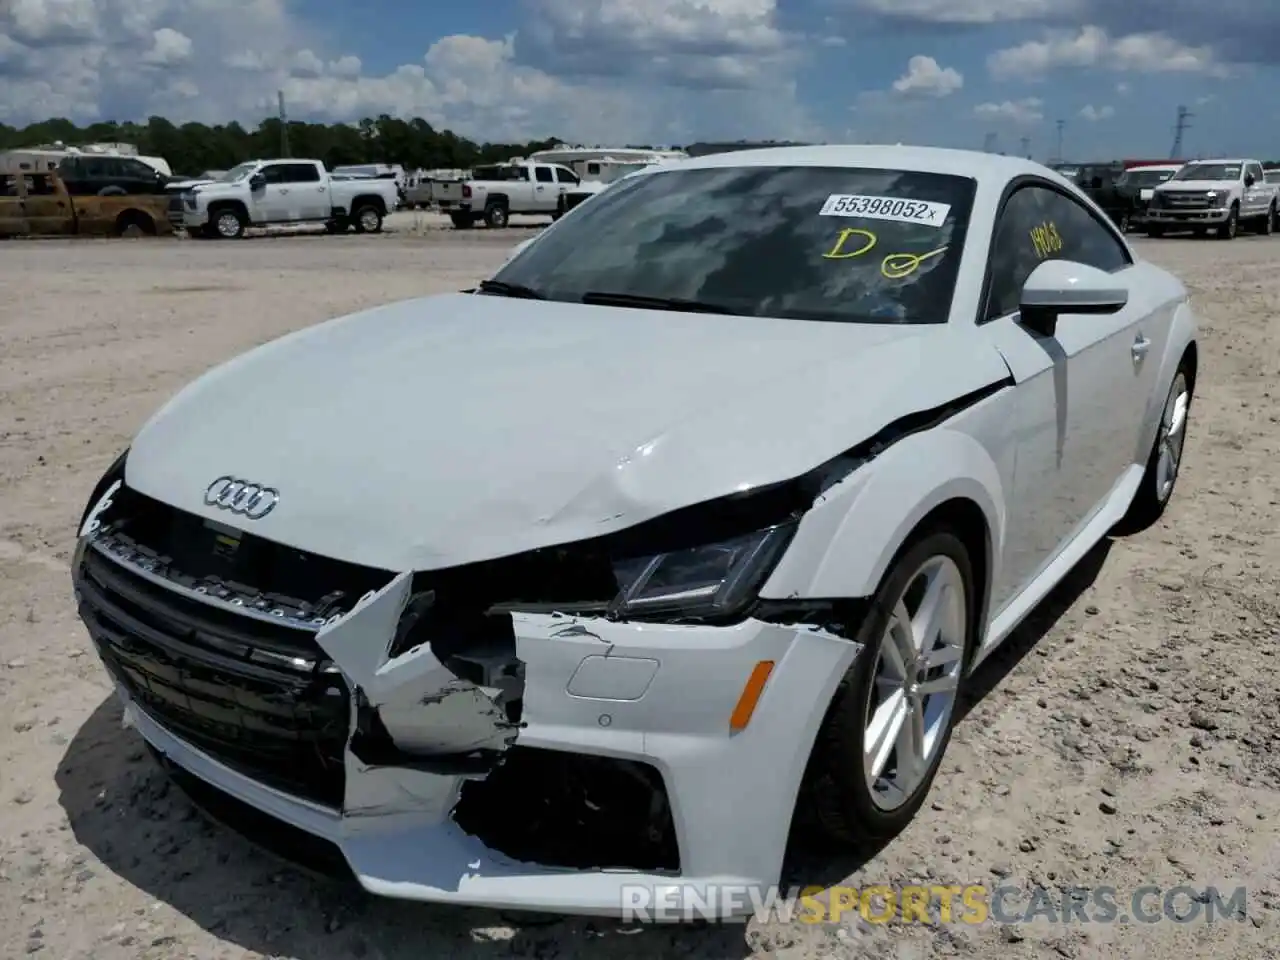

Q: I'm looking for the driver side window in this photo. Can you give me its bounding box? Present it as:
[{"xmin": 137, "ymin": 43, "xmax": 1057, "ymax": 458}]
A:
[
  {"xmin": 258, "ymin": 165, "xmax": 285, "ymax": 184},
  {"xmin": 985, "ymin": 184, "xmax": 1132, "ymax": 321},
  {"xmin": 985, "ymin": 187, "xmax": 1045, "ymax": 321}
]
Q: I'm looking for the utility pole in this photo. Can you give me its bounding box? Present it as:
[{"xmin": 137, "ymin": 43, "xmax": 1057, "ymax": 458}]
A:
[
  {"xmin": 982, "ymin": 131, "xmax": 997, "ymax": 153},
  {"xmin": 278, "ymin": 90, "xmax": 290, "ymax": 158},
  {"xmin": 1020, "ymin": 136, "xmax": 1031, "ymax": 159},
  {"xmin": 1052, "ymin": 119, "xmax": 1065, "ymax": 164},
  {"xmin": 1170, "ymin": 105, "xmax": 1191, "ymax": 159}
]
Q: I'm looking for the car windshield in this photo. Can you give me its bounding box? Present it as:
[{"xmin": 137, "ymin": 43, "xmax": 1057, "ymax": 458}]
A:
[
  {"xmin": 492, "ymin": 165, "xmax": 977, "ymax": 325},
  {"xmin": 1172, "ymin": 163, "xmax": 1240, "ymax": 181},
  {"xmin": 1121, "ymin": 169, "xmax": 1177, "ymax": 186},
  {"xmin": 223, "ymin": 163, "xmax": 258, "ymax": 182}
]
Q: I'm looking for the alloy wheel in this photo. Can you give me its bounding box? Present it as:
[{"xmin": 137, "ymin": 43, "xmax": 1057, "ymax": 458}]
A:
[
  {"xmin": 1155, "ymin": 372, "xmax": 1190, "ymax": 503},
  {"xmin": 216, "ymin": 212, "xmax": 241, "ymax": 238},
  {"xmin": 863, "ymin": 555, "xmax": 967, "ymax": 812}
]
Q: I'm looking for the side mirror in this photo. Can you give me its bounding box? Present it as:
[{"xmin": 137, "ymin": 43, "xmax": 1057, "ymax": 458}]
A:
[
  {"xmin": 1245, "ymin": 173, "xmax": 1256, "ymax": 187},
  {"xmin": 249, "ymin": 173, "xmax": 265, "ymax": 189},
  {"xmin": 1019, "ymin": 259, "xmax": 1128, "ymax": 337}
]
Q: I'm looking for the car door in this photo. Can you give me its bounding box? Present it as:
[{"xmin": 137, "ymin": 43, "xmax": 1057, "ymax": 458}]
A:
[
  {"xmin": 281, "ymin": 162, "xmax": 329, "ymax": 219},
  {"xmin": 553, "ymin": 165, "xmax": 578, "ymax": 205},
  {"xmin": 249, "ymin": 163, "xmax": 291, "ymax": 221},
  {"xmin": 20, "ymin": 174, "xmax": 74, "ymax": 234},
  {"xmin": 532, "ymin": 165, "xmax": 557, "ymax": 212},
  {"xmin": 1244, "ymin": 162, "xmax": 1267, "ymax": 216},
  {"xmin": 0, "ymin": 175, "xmax": 29, "ymax": 235},
  {"xmin": 977, "ymin": 182, "xmax": 1145, "ymax": 608}
]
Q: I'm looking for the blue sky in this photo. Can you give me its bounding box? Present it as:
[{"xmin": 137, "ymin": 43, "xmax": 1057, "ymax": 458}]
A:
[{"xmin": 1, "ymin": 0, "xmax": 1276, "ymax": 159}]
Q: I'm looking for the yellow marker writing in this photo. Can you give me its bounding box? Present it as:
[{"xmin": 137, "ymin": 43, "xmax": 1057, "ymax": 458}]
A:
[
  {"xmin": 1029, "ymin": 220, "xmax": 1062, "ymax": 259},
  {"xmin": 881, "ymin": 246, "xmax": 948, "ymax": 279},
  {"xmin": 822, "ymin": 227, "xmax": 878, "ymax": 259}
]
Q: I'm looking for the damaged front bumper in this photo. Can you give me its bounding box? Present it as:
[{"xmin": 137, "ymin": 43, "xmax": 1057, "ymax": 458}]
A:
[{"xmin": 75, "ymin": 536, "xmax": 860, "ymax": 917}]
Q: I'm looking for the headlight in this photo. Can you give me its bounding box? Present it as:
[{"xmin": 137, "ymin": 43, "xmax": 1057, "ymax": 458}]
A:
[{"xmin": 606, "ymin": 522, "xmax": 795, "ymax": 621}]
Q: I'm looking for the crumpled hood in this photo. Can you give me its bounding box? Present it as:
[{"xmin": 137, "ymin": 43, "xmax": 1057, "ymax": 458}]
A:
[{"xmin": 125, "ymin": 293, "xmax": 1009, "ymax": 571}]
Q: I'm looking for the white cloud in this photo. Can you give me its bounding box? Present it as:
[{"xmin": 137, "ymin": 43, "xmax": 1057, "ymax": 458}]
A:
[
  {"xmin": 973, "ymin": 97, "xmax": 1044, "ymax": 124},
  {"xmin": 140, "ymin": 26, "xmax": 192, "ymax": 66},
  {"xmin": 988, "ymin": 26, "xmax": 1225, "ymax": 79},
  {"xmin": 848, "ymin": 0, "xmax": 1076, "ymax": 23},
  {"xmin": 1115, "ymin": 81, "xmax": 1130, "ymax": 94},
  {"xmin": 0, "ymin": 0, "xmax": 816, "ymax": 143},
  {"xmin": 891, "ymin": 55, "xmax": 962, "ymax": 97},
  {"xmin": 1078, "ymin": 103, "xmax": 1114, "ymax": 121}
]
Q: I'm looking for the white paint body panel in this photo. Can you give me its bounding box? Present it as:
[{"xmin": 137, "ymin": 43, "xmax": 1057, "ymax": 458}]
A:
[{"xmin": 81, "ymin": 144, "xmax": 1198, "ymax": 917}]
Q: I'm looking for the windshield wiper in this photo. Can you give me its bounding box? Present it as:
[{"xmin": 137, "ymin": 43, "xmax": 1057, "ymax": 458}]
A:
[
  {"xmin": 477, "ymin": 279, "xmax": 545, "ymax": 299},
  {"xmin": 580, "ymin": 290, "xmax": 734, "ymax": 314}
]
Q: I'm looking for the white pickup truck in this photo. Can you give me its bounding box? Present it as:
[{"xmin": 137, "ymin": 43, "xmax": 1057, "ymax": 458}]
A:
[
  {"xmin": 433, "ymin": 160, "xmax": 584, "ymax": 228},
  {"xmin": 175, "ymin": 159, "xmax": 400, "ymax": 238},
  {"xmin": 1146, "ymin": 158, "xmax": 1278, "ymax": 239}
]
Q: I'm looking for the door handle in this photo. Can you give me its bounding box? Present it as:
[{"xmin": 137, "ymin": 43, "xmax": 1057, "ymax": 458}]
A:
[{"xmin": 1132, "ymin": 334, "xmax": 1151, "ymax": 361}]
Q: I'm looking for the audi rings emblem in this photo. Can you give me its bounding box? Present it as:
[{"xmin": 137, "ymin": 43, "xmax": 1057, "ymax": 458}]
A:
[{"xmin": 203, "ymin": 476, "xmax": 280, "ymax": 519}]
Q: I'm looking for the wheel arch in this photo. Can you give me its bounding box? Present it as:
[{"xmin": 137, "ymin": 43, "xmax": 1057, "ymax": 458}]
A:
[
  {"xmin": 351, "ymin": 193, "xmax": 385, "ymax": 214},
  {"xmin": 113, "ymin": 208, "xmax": 155, "ymax": 234},
  {"xmin": 206, "ymin": 198, "xmax": 247, "ymax": 220},
  {"xmin": 759, "ymin": 427, "xmax": 1005, "ymax": 646}
]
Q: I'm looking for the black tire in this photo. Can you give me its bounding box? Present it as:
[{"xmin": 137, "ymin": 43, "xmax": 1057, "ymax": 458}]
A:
[
  {"xmin": 484, "ymin": 203, "xmax": 509, "ymax": 228},
  {"xmin": 353, "ymin": 204, "xmax": 383, "ymax": 234},
  {"xmin": 799, "ymin": 528, "xmax": 974, "ymax": 845},
  {"xmin": 450, "ymin": 213, "xmax": 473, "ymax": 229},
  {"xmin": 1262, "ymin": 203, "xmax": 1275, "ymax": 235},
  {"xmin": 1147, "ymin": 226, "xmax": 1164, "ymax": 238},
  {"xmin": 1118, "ymin": 362, "xmax": 1193, "ymax": 532},
  {"xmin": 114, "ymin": 213, "xmax": 155, "ymax": 238},
  {"xmin": 210, "ymin": 206, "xmax": 245, "ymax": 239},
  {"xmin": 1218, "ymin": 204, "xmax": 1238, "ymax": 239}
]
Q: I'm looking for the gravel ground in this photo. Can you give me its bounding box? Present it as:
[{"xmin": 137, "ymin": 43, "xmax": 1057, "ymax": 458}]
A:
[{"xmin": 1, "ymin": 226, "xmax": 1278, "ymax": 960}]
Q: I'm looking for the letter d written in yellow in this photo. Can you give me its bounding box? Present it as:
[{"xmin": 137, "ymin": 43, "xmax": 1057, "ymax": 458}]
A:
[{"xmin": 823, "ymin": 228, "xmax": 877, "ymax": 259}]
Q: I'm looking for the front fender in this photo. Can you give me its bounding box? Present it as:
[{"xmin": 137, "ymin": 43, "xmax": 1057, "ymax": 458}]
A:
[{"xmin": 760, "ymin": 426, "xmax": 1005, "ymax": 602}]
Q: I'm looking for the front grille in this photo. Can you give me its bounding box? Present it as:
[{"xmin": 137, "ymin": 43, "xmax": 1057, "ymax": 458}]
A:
[
  {"xmin": 74, "ymin": 486, "xmax": 394, "ymax": 808},
  {"xmin": 1160, "ymin": 191, "xmax": 1210, "ymax": 208},
  {"xmin": 167, "ymin": 193, "xmax": 184, "ymax": 213}
]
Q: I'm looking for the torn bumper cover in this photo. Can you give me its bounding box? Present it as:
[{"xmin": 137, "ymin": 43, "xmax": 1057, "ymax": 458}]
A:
[{"xmin": 73, "ymin": 524, "xmax": 860, "ymax": 918}]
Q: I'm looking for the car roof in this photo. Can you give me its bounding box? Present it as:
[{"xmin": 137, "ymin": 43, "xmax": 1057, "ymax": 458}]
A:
[{"xmin": 649, "ymin": 144, "xmax": 1071, "ymax": 191}]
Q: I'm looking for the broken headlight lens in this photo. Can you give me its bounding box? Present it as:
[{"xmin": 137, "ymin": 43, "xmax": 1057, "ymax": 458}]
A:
[{"xmin": 606, "ymin": 522, "xmax": 795, "ymax": 622}]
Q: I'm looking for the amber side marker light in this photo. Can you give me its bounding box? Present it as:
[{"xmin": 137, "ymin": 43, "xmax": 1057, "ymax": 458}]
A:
[{"xmin": 729, "ymin": 660, "xmax": 776, "ymax": 733}]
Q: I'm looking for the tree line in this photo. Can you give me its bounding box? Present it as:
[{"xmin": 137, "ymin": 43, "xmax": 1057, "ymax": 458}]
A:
[{"xmin": 0, "ymin": 114, "xmax": 594, "ymax": 177}]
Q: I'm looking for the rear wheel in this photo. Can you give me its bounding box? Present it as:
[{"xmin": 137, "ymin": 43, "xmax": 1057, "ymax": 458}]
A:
[
  {"xmin": 1262, "ymin": 203, "xmax": 1275, "ymax": 235},
  {"xmin": 801, "ymin": 529, "xmax": 973, "ymax": 844},
  {"xmin": 484, "ymin": 203, "xmax": 509, "ymax": 228},
  {"xmin": 114, "ymin": 213, "xmax": 155, "ymax": 238},
  {"xmin": 353, "ymin": 205, "xmax": 383, "ymax": 233}
]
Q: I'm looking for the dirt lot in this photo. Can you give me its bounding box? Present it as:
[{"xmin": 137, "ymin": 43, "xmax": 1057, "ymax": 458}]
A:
[{"xmin": 1, "ymin": 228, "xmax": 1278, "ymax": 960}]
